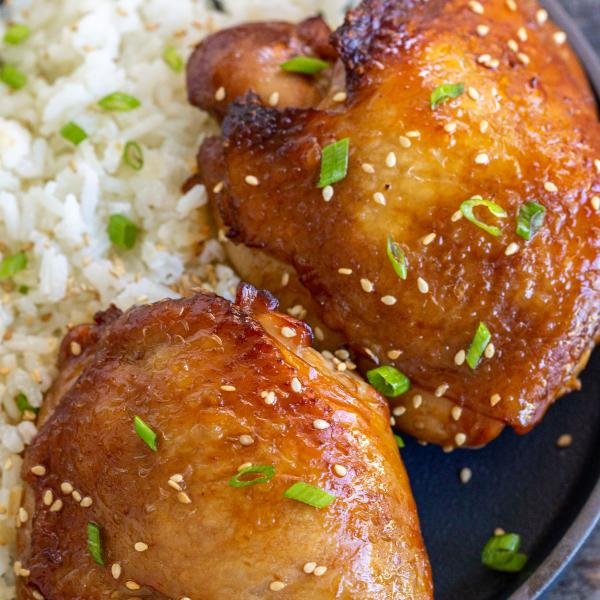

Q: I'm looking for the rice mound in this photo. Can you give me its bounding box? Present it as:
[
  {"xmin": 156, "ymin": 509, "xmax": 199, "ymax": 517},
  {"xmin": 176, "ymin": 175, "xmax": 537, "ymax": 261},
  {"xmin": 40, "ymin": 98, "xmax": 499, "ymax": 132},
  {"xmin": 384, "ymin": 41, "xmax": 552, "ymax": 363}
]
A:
[{"xmin": 0, "ymin": 0, "xmax": 346, "ymax": 595}]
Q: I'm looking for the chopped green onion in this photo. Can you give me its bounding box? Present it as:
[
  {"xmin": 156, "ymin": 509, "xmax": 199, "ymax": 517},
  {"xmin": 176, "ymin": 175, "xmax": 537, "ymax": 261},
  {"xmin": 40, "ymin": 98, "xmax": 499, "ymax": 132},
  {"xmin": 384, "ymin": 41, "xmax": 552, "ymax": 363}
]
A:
[
  {"xmin": 318, "ymin": 138, "xmax": 350, "ymax": 188},
  {"xmin": 229, "ymin": 465, "xmax": 275, "ymax": 488},
  {"xmin": 367, "ymin": 365, "xmax": 411, "ymax": 397},
  {"xmin": 394, "ymin": 434, "xmax": 405, "ymax": 448},
  {"xmin": 18, "ymin": 285, "xmax": 29, "ymax": 295},
  {"xmin": 123, "ymin": 141, "xmax": 144, "ymax": 171},
  {"xmin": 4, "ymin": 24, "xmax": 30, "ymax": 45},
  {"xmin": 430, "ymin": 83, "xmax": 464, "ymax": 109},
  {"xmin": 15, "ymin": 392, "xmax": 38, "ymax": 414},
  {"xmin": 107, "ymin": 214, "xmax": 139, "ymax": 250},
  {"xmin": 60, "ymin": 122, "xmax": 88, "ymax": 146},
  {"xmin": 0, "ymin": 64, "xmax": 27, "ymax": 90},
  {"xmin": 280, "ymin": 56, "xmax": 329, "ymax": 75},
  {"xmin": 133, "ymin": 416, "xmax": 157, "ymax": 451},
  {"xmin": 283, "ymin": 481, "xmax": 335, "ymax": 508},
  {"xmin": 482, "ymin": 533, "xmax": 528, "ymax": 573},
  {"xmin": 0, "ymin": 251, "xmax": 27, "ymax": 280},
  {"xmin": 516, "ymin": 201, "xmax": 546, "ymax": 241},
  {"xmin": 163, "ymin": 46, "xmax": 184, "ymax": 73},
  {"xmin": 87, "ymin": 522, "xmax": 104, "ymax": 565},
  {"xmin": 98, "ymin": 92, "xmax": 141, "ymax": 112},
  {"xmin": 466, "ymin": 322, "xmax": 491, "ymax": 369},
  {"xmin": 386, "ymin": 236, "xmax": 407, "ymax": 280},
  {"xmin": 460, "ymin": 197, "xmax": 507, "ymax": 237}
]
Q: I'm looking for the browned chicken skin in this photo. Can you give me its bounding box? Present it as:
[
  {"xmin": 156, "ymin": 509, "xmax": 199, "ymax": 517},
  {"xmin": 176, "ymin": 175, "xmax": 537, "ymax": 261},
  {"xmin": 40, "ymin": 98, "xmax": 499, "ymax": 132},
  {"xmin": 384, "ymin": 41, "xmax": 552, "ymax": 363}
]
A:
[
  {"xmin": 16, "ymin": 286, "xmax": 432, "ymax": 599},
  {"xmin": 188, "ymin": 0, "xmax": 600, "ymax": 449}
]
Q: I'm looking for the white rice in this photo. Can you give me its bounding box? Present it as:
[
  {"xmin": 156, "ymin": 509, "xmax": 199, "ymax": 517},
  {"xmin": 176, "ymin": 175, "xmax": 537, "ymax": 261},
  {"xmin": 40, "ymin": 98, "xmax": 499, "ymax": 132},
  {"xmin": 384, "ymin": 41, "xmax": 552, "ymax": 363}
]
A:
[{"xmin": 0, "ymin": 0, "xmax": 347, "ymax": 595}]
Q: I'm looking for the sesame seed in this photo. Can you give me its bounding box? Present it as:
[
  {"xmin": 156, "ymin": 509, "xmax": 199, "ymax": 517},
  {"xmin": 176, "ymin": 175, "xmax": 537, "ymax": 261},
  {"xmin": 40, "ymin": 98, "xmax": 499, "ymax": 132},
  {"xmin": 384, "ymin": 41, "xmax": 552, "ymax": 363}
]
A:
[
  {"xmin": 111, "ymin": 563, "xmax": 122, "ymax": 580},
  {"xmin": 239, "ymin": 434, "xmax": 254, "ymax": 446},
  {"xmin": 333, "ymin": 91, "xmax": 347, "ymax": 102},
  {"xmin": 387, "ymin": 349, "xmax": 402, "ymax": 359},
  {"xmin": 18, "ymin": 568, "xmax": 30, "ymax": 577},
  {"xmin": 386, "ymin": 151, "xmax": 397, "ymax": 168},
  {"xmin": 451, "ymin": 210, "xmax": 463, "ymax": 222},
  {"xmin": 314, "ymin": 566, "xmax": 328, "ymax": 576},
  {"xmin": 262, "ymin": 390, "xmax": 277, "ymax": 405},
  {"xmin": 70, "ymin": 341, "xmax": 82, "ymax": 356},
  {"xmin": 49, "ymin": 499, "xmax": 63, "ymax": 513},
  {"xmin": 270, "ymin": 581, "xmax": 286, "ymax": 591},
  {"xmin": 517, "ymin": 52, "xmax": 530, "ymax": 65},
  {"xmin": 480, "ymin": 120, "xmax": 489, "ymax": 133},
  {"xmin": 373, "ymin": 192, "xmax": 386, "ymax": 205},
  {"xmin": 126, "ymin": 581, "xmax": 141, "ymax": 591},
  {"xmin": 476, "ymin": 24, "xmax": 490, "ymax": 37},
  {"xmin": 591, "ymin": 196, "xmax": 600, "ymax": 211},
  {"xmin": 313, "ymin": 419, "xmax": 330, "ymax": 430},
  {"xmin": 553, "ymin": 31, "xmax": 567, "ymax": 45},
  {"xmin": 467, "ymin": 86, "xmax": 480, "ymax": 101},
  {"xmin": 393, "ymin": 406, "xmax": 407, "ymax": 417},
  {"xmin": 244, "ymin": 175, "xmax": 259, "ymax": 186},
  {"xmin": 18, "ymin": 507, "xmax": 28, "ymax": 523},
  {"xmin": 412, "ymin": 394, "xmax": 423, "ymax": 409},
  {"xmin": 505, "ymin": 242, "xmax": 519, "ymax": 256},
  {"xmin": 422, "ymin": 232, "xmax": 436, "ymax": 245},
  {"xmin": 442, "ymin": 445, "xmax": 454, "ymax": 453},
  {"xmin": 32, "ymin": 591, "xmax": 44, "ymax": 600},
  {"xmin": 212, "ymin": 181, "xmax": 224, "ymax": 193},
  {"xmin": 134, "ymin": 542, "xmax": 148, "ymax": 552},
  {"xmin": 170, "ymin": 473, "xmax": 184, "ymax": 482},
  {"xmin": 380, "ymin": 295, "xmax": 397, "ymax": 306},
  {"xmin": 451, "ymin": 406, "xmax": 463, "ymax": 421},
  {"xmin": 281, "ymin": 326, "xmax": 296, "ymax": 338},
  {"xmin": 338, "ymin": 267, "xmax": 353, "ymax": 275},
  {"xmin": 468, "ymin": 0, "xmax": 484, "ymax": 14},
  {"xmin": 455, "ymin": 433, "xmax": 467, "ymax": 446},
  {"xmin": 221, "ymin": 385, "xmax": 236, "ymax": 392},
  {"xmin": 60, "ymin": 482, "xmax": 73, "ymax": 495},
  {"xmin": 544, "ymin": 181, "xmax": 558, "ymax": 192},
  {"xmin": 495, "ymin": 527, "xmax": 506, "ymax": 536},
  {"xmin": 484, "ymin": 343, "xmax": 496, "ymax": 359},
  {"xmin": 594, "ymin": 159, "xmax": 600, "ymax": 173},
  {"xmin": 505, "ymin": 0, "xmax": 517, "ymax": 11},
  {"xmin": 177, "ymin": 491, "xmax": 192, "ymax": 504},
  {"xmin": 80, "ymin": 496, "xmax": 93, "ymax": 508},
  {"xmin": 517, "ymin": 27, "xmax": 528, "ymax": 42},
  {"xmin": 475, "ymin": 152, "xmax": 490, "ymax": 165},
  {"xmin": 460, "ymin": 467, "xmax": 472, "ymax": 484},
  {"xmin": 333, "ymin": 464, "xmax": 348, "ymax": 477},
  {"xmin": 399, "ymin": 136, "xmax": 411, "ymax": 148},
  {"xmin": 43, "ymin": 489, "xmax": 53, "ymax": 506},
  {"xmin": 536, "ymin": 8, "xmax": 548, "ymax": 24},
  {"xmin": 214, "ymin": 86, "xmax": 226, "ymax": 101},
  {"xmin": 556, "ymin": 433, "xmax": 573, "ymax": 448},
  {"xmin": 406, "ymin": 130, "xmax": 421, "ymax": 138},
  {"xmin": 444, "ymin": 122, "xmax": 457, "ymax": 134},
  {"xmin": 168, "ymin": 480, "xmax": 182, "ymax": 491},
  {"xmin": 361, "ymin": 163, "xmax": 375, "ymax": 174},
  {"xmin": 477, "ymin": 53, "xmax": 492, "ymax": 65},
  {"xmin": 31, "ymin": 465, "xmax": 46, "ymax": 476},
  {"xmin": 417, "ymin": 277, "xmax": 429, "ymax": 294},
  {"xmin": 314, "ymin": 327, "xmax": 324, "ymax": 341},
  {"xmin": 507, "ymin": 39, "xmax": 519, "ymax": 52},
  {"xmin": 435, "ymin": 383, "xmax": 449, "ymax": 397},
  {"xmin": 269, "ymin": 91, "xmax": 280, "ymax": 107},
  {"xmin": 303, "ymin": 561, "xmax": 317, "ymax": 574},
  {"xmin": 291, "ymin": 377, "xmax": 302, "ymax": 393},
  {"xmin": 490, "ymin": 393, "xmax": 502, "ymax": 406},
  {"xmin": 281, "ymin": 272, "xmax": 290, "ymax": 287},
  {"xmin": 454, "ymin": 350, "xmax": 466, "ymax": 366},
  {"xmin": 360, "ymin": 278, "xmax": 374, "ymax": 293},
  {"xmin": 322, "ymin": 185, "xmax": 334, "ymax": 202}
]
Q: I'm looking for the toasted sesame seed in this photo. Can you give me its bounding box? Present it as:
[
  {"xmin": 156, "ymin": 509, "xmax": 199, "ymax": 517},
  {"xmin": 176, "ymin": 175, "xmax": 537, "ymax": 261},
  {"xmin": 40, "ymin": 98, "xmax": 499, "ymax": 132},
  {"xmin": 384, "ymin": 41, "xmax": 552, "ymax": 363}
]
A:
[
  {"xmin": 314, "ymin": 326, "xmax": 324, "ymax": 341},
  {"xmin": 460, "ymin": 467, "xmax": 472, "ymax": 484},
  {"xmin": 373, "ymin": 192, "xmax": 386, "ymax": 205},
  {"xmin": 544, "ymin": 181, "xmax": 558, "ymax": 192},
  {"xmin": 60, "ymin": 481, "xmax": 73, "ymax": 495},
  {"xmin": 338, "ymin": 267, "xmax": 353, "ymax": 275},
  {"xmin": 111, "ymin": 563, "xmax": 122, "ymax": 580},
  {"xmin": 451, "ymin": 209, "xmax": 463, "ymax": 222},
  {"xmin": 417, "ymin": 277, "xmax": 429, "ymax": 294},
  {"xmin": 385, "ymin": 151, "xmax": 397, "ymax": 168},
  {"xmin": 238, "ymin": 462, "xmax": 253, "ymax": 472},
  {"xmin": 291, "ymin": 377, "xmax": 302, "ymax": 393},
  {"xmin": 517, "ymin": 52, "xmax": 530, "ymax": 65},
  {"xmin": 281, "ymin": 272, "xmax": 290, "ymax": 287},
  {"xmin": 480, "ymin": 120, "xmax": 489, "ymax": 133},
  {"xmin": 412, "ymin": 394, "xmax": 423, "ymax": 409},
  {"xmin": 32, "ymin": 591, "xmax": 44, "ymax": 600},
  {"xmin": 239, "ymin": 434, "xmax": 254, "ymax": 446},
  {"xmin": 49, "ymin": 499, "xmax": 63, "ymax": 513},
  {"xmin": 281, "ymin": 326, "xmax": 296, "ymax": 339},
  {"xmin": 443, "ymin": 445, "xmax": 454, "ymax": 453},
  {"xmin": 387, "ymin": 349, "xmax": 402, "ymax": 359},
  {"xmin": 214, "ymin": 86, "xmax": 226, "ymax": 101},
  {"xmin": 507, "ymin": 39, "xmax": 519, "ymax": 52},
  {"xmin": 406, "ymin": 130, "xmax": 421, "ymax": 138},
  {"xmin": 476, "ymin": 24, "xmax": 490, "ymax": 37},
  {"xmin": 322, "ymin": 185, "xmax": 334, "ymax": 202},
  {"xmin": 244, "ymin": 175, "xmax": 259, "ymax": 186},
  {"xmin": 451, "ymin": 406, "xmax": 463, "ymax": 421},
  {"xmin": 380, "ymin": 295, "xmax": 397, "ymax": 306},
  {"xmin": 591, "ymin": 196, "xmax": 600, "ymax": 211},
  {"xmin": 43, "ymin": 489, "xmax": 53, "ymax": 506},
  {"xmin": 134, "ymin": 542, "xmax": 148, "ymax": 552},
  {"xmin": 262, "ymin": 391, "xmax": 277, "ymax": 405},
  {"xmin": 313, "ymin": 419, "xmax": 330, "ymax": 430},
  {"xmin": 495, "ymin": 527, "xmax": 506, "ymax": 536},
  {"xmin": 269, "ymin": 91, "xmax": 280, "ymax": 106},
  {"xmin": 126, "ymin": 581, "xmax": 141, "ymax": 591},
  {"xmin": 314, "ymin": 566, "xmax": 328, "ymax": 576},
  {"xmin": 517, "ymin": 27, "xmax": 528, "ymax": 42},
  {"xmin": 170, "ymin": 473, "xmax": 184, "ymax": 483},
  {"xmin": 333, "ymin": 464, "xmax": 348, "ymax": 477},
  {"xmin": 31, "ymin": 465, "xmax": 46, "ymax": 476},
  {"xmin": 18, "ymin": 507, "xmax": 28, "ymax": 523},
  {"xmin": 393, "ymin": 405, "xmax": 407, "ymax": 416},
  {"xmin": 505, "ymin": 242, "xmax": 519, "ymax": 256},
  {"xmin": 490, "ymin": 393, "xmax": 502, "ymax": 406},
  {"xmin": 594, "ymin": 159, "xmax": 600, "ymax": 172},
  {"xmin": 422, "ymin": 232, "xmax": 436, "ymax": 245},
  {"xmin": 454, "ymin": 350, "xmax": 466, "ymax": 366},
  {"xmin": 270, "ymin": 581, "xmax": 286, "ymax": 591},
  {"xmin": 467, "ymin": 86, "xmax": 480, "ymax": 101},
  {"xmin": 399, "ymin": 136, "xmax": 411, "ymax": 148},
  {"xmin": 475, "ymin": 152, "xmax": 490, "ymax": 165},
  {"xmin": 505, "ymin": 0, "xmax": 517, "ymax": 11},
  {"xmin": 360, "ymin": 278, "xmax": 374, "ymax": 293},
  {"xmin": 484, "ymin": 343, "xmax": 496, "ymax": 359},
  {"xmin": 177, "ymin": 491, "xmax": 192, "ymax": 504},
  {"xmin": 477, "ymin": 53, "xmax": 492, "ymax": 65},
  {"xmin": 168, "ymin": 479, "xmax": 182, "ymax": 491},
  {"xmin": 70, "ymin": 341, "xmax": 82, "ymax": 356},
  {"xmin": 556, "ymin": 433, "xmax": 573, "ymax": 448},
  {"xmin": 536, "ymin": 8, "xmax": 548, "ymax": 24},
  {"xmin": 455, "ymin": 433, "xmax": 467, "ymax": 446},
  {"xmin": 333, "ymin": 91, "xmax": 347, "ymax": 102},
  {"xmin": 444, "ymin": 122, "xmax": 457, "ymax": 134},
  {"xmin": 361, "ymin": 163, "xmax": 375, "ymax": 174},
  {"xmin": 18, "ymin": 568, "xmax": 30, "ymax": 577},
  {"xmin": 303, "ymin": 561, "xmax": 317, "ymax": 574},
  {"xmin": 212, "ymin": 181, "xmax": 224, "ymax": 193},
  {"xmin": 435, "ymin": 383, "xmax": 449, "ymax": 397},
  {"xmin": 553, "ymin": 31, "xmax": 567, "ymax": 45},
  {"xmin": 80, "ymin": 496, "xmax": 93, "ymax": 508},
  {"xmin": 221, "ymin": 385, "xmax": 237, "ymax": 392},
  {"xmin": 468, "ymin": 0, "xmax": 484, "ymax": 14}
]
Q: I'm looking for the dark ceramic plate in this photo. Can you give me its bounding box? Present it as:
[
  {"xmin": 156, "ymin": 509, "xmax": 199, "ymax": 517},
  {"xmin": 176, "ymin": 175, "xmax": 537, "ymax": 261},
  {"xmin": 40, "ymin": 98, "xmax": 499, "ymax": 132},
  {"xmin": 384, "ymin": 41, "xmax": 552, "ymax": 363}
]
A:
[{"xmin": 402, "ymin": 5, "xmax": 600, "ymax": 598}]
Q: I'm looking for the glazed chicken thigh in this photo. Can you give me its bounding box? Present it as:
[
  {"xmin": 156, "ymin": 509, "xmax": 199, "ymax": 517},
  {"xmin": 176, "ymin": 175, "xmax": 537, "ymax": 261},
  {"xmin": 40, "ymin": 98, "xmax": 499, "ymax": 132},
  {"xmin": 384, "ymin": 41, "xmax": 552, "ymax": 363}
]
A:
[
  {"xmin": 188, "ymin": 0, "xmax": 600, "ymax": 449},
  {"xmin": 16, "ymin": 286, "xmax": 432, "ymax": 599}
]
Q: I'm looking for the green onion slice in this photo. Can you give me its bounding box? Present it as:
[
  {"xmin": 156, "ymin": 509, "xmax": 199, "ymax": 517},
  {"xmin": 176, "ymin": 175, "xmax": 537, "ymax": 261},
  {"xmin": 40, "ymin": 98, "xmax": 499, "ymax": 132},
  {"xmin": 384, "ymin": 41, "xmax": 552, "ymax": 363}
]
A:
[
  {"xmin": 386, "ymin": 236, "xmax": 407, "ymax": 280},
  {"xmin": 18, "ymin": 285, "xmax": 29, "ymax": 295},
  {"xmin": 163, "ymin": 46, "xmax": 184, "ymax": 73},
  {"xmin": 516, "ymin": 201, "xmax": 545, "ymax": 241},
  {"xmin": 280, "ymin": 56, "xmax": 329, "ymax": 75},
  {"xmin": 394, "ymin": 434, "xmax": 405, "ymax": 448},
  {"xmin": 367, "ymin": 365, "xmax": 411, "ymax": 397},
  {"xmin": 482, "ymin": 533, "xmax": 528, "ymax": 573},
  {"xmin": 0, "ymin": 64, "xmax": 27, "ymax": 90},
  {"xmin": 283, "ymin": 481, "xmax": 335, "ymax": 508},
  {"xmin": 15, "ymin": 392, "xmax": 38, "ymax": 414},
  {"xmin": 133, "ymin": 416, "xmax": 157, "ymax": 451},
  {"xmin": 60, "ymin": 122, "xmax": 88, "ymax": 146},
  {"xmin": 87, "ymin": 522, "xmax": 104, "ymax": 565},
  {"xmin": 318, "ymin": 138, "xmax": 350, "ymax": 188},
  {"xmin": 107, "ymin": 214, "xmax": 139, "ymax": 250},
  {"xmin": 229, "ymin": 465, "xmax": 275, "ymax": 488},
  {"xmin": 123, "ymin": 141, "xmax": 144, "ymax": 170},
  {"xmin": 4, "ymin": 24, "xmax": 30, "ymax": 45},
  {"xmin": 460, "ymin": 197, "xmax": 507, "ymax": 237},
  {"xmin": 466, "ymin": 322, "xmax": 491, "ymax": 369},
  {"xmin": 98, "ymin": 92, "xmax": 141, "ymax": 111},
  {"xmin": 0, "ymin": 251, "xmax": 27, "ymax": 280},
  {"xmin": 430, "ymin": 83, "xmax": 464, "ymax": 109}
]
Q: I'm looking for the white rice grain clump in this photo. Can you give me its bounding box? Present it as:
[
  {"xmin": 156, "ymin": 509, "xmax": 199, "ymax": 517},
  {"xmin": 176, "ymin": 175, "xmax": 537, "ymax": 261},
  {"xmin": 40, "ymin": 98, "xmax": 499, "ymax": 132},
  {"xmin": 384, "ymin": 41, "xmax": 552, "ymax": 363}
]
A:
[{"xmin": 0, "ymin": 0, "xmax": 347, "ymax": 595}]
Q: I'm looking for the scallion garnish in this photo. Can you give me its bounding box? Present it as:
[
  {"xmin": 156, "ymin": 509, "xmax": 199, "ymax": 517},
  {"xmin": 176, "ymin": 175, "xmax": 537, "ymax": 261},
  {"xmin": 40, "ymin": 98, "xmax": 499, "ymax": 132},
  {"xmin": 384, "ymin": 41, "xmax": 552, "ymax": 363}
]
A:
[
  {"xmin": 283, "ymin": 481, "xmax": 335, "ymax": 508},
  {"xmin": 460, "ymin": 197, "xmax": 507, "ymax": 237},
  {"xmin": 394, "ymin": 434, "xmax": 405, "ymax": 448},
  {"xmin": 107, "ymin": 214, "xmax": 139, "ymax": 250},
  {"xmin": 466, "ymin": 322, "xmax": 491, "ymax": 369},
  {"xmin": 4, "ymin": 24, "xmax": 30, "ymax": 45},
  {"xmin": 430, "ymin": 83, "xmax": 464, "ymax": 109},
  {"xmin": 318, "ymin": 138, "xmax": 350, "ymax": 188},
  {"xmin": 98, "ymin": 92, "xmax": 141, "ymax": 112},
  {"xmin": 123, "ymin": 141, "xmax": 144, "ymax": 170},
  {"xmin": 15, "ymin": 392, "xmax": 38, "ymax": 414},
  {"xmin": 163, "ymin": 46, "xmax": 184, "ymax": 73},
  {"xmin": 87, "ymin": 522, "xmax": 105, "ymax": 565},
  {"xmin": 386, "ymin": 236, "xmax": 407, "ymax": 280},
  {"xmin": 482, "ymin": 532, "xmax": 528, "ymax": 572},
  {"xmin": 133, "ymin": 415, "xmax": 157, "ymax": 451},
  {"xmin": 0, "ymin": 64, "xmax": 27, "ymax": 90},
  {"xmin": 280, "ymin": 56, "xmax": 329, "ymax": 75},
  {"xmin": 18, "ymin": 285, "xmax": 29, "ymax": 295},
  {"xmin": 367, "ymin": 365, "xmax": 411, "ymax": 397},
  {"xmin": 516, "ymin": 201, "xmax": 545, "ymax": 240},
  {"xmin": 0, "ymin": 251, "xmax": 27, "ymax": 280},
  {"xmin": 229, "ymin": 465, "xmax": 275, "ymax": 488},
  {"xmin": 60, "ymin": 122, "xmax": 88, "ymax": 146}
]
